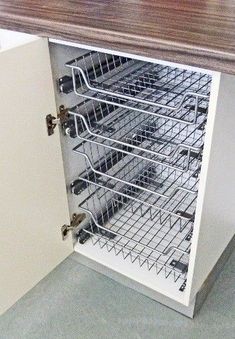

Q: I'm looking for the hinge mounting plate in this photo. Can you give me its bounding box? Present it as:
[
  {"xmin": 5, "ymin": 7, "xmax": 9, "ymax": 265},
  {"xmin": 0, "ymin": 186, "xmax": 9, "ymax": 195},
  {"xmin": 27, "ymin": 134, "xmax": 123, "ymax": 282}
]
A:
[
  {"xmin": 61, "ymin": 213, "xmax": 86, "ymax": 240},
  {"xmin": 46, "ymin": 105, "xmax": 69, "ymax": 136}
]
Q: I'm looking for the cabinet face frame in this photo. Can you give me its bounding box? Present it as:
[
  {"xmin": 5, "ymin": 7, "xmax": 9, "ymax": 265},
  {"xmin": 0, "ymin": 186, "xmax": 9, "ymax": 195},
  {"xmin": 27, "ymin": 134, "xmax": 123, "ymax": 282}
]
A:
[{"xmin": 0, "ymin": 32, "xmax": 72, "ymax": 315}]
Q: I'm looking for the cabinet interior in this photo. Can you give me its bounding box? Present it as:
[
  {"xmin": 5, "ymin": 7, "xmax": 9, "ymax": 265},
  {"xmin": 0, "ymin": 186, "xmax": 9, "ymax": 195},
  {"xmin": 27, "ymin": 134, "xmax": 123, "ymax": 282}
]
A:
[{"xmin": 49, "ymin": 42, "xmax": 212, "ymax": 303}]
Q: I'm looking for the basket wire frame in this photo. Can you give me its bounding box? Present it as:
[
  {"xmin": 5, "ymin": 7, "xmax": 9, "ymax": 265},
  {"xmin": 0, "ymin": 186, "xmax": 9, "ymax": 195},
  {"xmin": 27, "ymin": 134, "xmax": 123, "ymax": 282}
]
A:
[
  {"xmin": 69, "ymin": 98, "xmax": 205, "ymax": 171},
  {"xmin": 78, "ymin": 184, "xmax": 192, "ymax": 282},
  {"xmin": 66, "ymin": 51, "xmax": 211, "ymax": 124}
]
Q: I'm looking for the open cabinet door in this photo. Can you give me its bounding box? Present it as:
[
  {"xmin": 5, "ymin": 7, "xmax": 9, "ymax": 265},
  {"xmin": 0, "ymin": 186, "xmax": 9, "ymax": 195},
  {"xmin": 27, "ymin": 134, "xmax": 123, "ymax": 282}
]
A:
[{"xmin": 0, "ymin": 36, "xmax": 72, "ymax": 315}]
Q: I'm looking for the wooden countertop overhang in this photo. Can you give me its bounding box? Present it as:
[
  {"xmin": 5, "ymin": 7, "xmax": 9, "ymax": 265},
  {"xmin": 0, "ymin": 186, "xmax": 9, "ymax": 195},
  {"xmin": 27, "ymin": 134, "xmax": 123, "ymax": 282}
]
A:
[{"xmin": 0, "ymin": 0, "xmax": 235, "ymax": 74}]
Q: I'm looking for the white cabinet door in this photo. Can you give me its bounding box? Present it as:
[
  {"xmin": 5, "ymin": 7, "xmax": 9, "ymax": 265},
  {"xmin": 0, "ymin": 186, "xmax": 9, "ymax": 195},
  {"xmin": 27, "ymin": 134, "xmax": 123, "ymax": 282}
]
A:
[{"xmin": 0, "ymin": 36, "xmax": 72, "ymax": 315}]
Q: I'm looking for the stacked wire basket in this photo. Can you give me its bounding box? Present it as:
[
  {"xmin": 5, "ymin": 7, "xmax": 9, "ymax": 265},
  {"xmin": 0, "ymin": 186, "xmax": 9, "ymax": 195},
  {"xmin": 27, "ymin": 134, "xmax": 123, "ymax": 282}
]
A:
[{"xmin": 62, "ymin": 51, "xmax": 211, "ymax": 287}]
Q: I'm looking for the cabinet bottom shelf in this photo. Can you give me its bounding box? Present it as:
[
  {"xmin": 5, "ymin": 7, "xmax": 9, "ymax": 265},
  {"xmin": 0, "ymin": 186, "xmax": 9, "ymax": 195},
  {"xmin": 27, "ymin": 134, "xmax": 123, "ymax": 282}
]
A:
[
  {"xmin": 74, "ymin": 238, "xmax": 188, "ymax": 305},
  {"xmin": 74, "ymin": 233, "xmax": 235, "ymax": 317}
]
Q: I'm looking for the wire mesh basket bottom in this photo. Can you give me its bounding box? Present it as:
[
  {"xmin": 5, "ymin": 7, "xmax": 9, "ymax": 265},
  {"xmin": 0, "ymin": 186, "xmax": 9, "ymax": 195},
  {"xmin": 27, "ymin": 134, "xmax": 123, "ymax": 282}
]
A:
[{"xmin": 79, "ymin": 206, "xmax": 191, "ymax": 283}]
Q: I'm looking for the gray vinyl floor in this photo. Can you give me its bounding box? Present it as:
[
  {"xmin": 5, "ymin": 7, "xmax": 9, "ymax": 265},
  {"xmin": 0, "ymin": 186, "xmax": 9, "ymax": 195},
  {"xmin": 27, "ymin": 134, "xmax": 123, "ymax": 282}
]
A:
[{"xmin": 0, "ymin": 250, "xmax": 235, "ymax": 339}]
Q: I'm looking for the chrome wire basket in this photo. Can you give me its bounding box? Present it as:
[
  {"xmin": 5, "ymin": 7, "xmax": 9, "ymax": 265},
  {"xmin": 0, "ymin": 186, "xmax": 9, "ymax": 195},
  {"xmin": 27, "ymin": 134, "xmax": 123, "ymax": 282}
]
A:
[{"xmin": 66, "ymin": 51, "xmax": 211, "ymax": 124}]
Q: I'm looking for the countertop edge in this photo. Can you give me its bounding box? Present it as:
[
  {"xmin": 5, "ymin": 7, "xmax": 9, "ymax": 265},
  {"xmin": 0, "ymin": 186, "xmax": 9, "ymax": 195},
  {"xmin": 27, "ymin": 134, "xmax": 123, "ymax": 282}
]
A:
[{"xmin": 0, "ymin": 14, "xmax": 235, "ymax": 75}]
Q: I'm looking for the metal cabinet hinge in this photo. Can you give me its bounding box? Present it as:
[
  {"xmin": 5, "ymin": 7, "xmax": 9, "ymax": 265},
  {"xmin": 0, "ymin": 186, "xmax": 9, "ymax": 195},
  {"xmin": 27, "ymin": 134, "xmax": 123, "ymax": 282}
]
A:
[
  {"xmin": 46, "ymin": 105, "xmax": 69, "ymax": 136},
  {"xmin": 61, "ymin": 213, "xmax": 86, "ymax": 240}
]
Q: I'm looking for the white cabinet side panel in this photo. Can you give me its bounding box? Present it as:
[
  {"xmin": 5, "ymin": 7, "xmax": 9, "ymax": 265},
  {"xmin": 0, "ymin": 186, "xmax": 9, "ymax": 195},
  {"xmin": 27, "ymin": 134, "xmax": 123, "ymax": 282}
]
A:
[
  {"xmin": 186, "ymin": 73, "xmax": 235, "ymax": 303},
  {"xmin": 0, "ymin": 38, "xmax": 72, "ymax": 315}
]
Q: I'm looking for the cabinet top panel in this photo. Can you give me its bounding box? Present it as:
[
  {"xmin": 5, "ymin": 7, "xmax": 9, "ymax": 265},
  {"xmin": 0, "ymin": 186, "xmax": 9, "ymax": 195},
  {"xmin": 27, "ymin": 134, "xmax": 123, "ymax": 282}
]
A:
[{"xmin": 0, "ymin": 0, "xmax": 235, "ymax": 74}]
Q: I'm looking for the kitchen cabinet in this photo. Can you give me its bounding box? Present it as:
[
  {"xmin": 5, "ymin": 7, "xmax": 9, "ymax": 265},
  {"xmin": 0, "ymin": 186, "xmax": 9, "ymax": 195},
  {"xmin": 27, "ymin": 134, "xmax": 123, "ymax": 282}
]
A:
[{"xmin": 0, "ymin": 28, "xmax": 234, "ymax": 318}]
